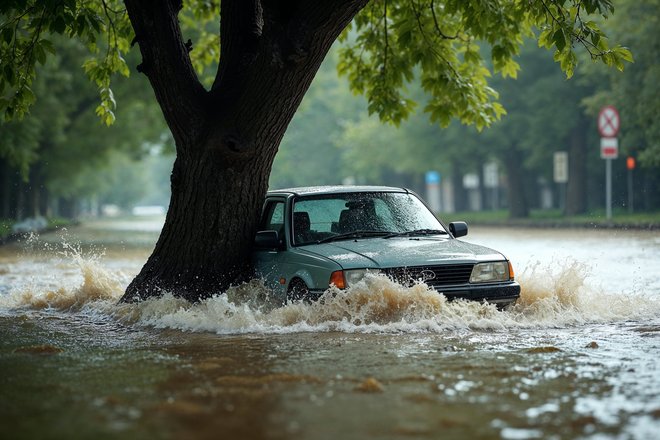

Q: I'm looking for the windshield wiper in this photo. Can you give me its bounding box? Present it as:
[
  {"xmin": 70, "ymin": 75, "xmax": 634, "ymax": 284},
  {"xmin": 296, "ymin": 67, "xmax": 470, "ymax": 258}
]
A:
[
  {"xmin": 317, "ymin": 230, "xmax": 391, "ymax": 244},
  {"xmin": 383, "ymin": 229, "xmax": 448, "ymax": 239}
]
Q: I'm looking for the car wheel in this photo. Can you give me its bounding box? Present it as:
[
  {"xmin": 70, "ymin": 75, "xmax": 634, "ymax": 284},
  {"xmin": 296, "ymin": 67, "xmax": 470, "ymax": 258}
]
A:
[{"xmin": 287, "ymin": 278, "xmax": 310, "ymax": 303}]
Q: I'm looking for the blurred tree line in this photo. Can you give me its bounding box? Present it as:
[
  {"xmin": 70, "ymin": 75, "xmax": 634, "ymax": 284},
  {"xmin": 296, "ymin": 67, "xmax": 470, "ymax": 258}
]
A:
[
  {"xmin": 0, "ymin": 38, "xmax": 173, "ymax": 220},
  {"xmin": 1, "ymin": 0, "xmax": 658, "ymax": 222},
  {"xmin": 273, "ymin": 0, "xmax": 660, "ymax": 217}
]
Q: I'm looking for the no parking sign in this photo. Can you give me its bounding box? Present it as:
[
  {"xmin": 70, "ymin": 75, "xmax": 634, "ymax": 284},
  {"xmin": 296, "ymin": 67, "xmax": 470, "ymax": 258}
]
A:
[
  {"xmin": 598, "ymin": 105, "xmax": 620, "ymax": 159},
  {"xmin": 598, "ymin": 105, "xmax": 620, "ymax": 138}
]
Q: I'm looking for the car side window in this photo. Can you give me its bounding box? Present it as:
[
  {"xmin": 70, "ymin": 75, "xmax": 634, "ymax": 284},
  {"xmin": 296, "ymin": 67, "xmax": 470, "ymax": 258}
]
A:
[{"xmin": 261, "ymin": 201, "xmax": 285, "ymax": 238}]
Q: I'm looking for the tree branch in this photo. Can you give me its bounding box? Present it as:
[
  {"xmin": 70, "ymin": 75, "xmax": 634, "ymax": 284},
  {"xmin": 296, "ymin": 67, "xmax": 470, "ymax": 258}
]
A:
[
  {"xmin": 211, "ymin": 0, "xmax": 263, "ymax": 93},
  {"xmin": 124, "ymin": 0, "xmax": 207, "ymax": 151},
  {"xmin": 429, "ymin": 0, "xmax": 463, "ymax": 41},
  {"xmin": 205, "ymin": 0, "xmax": 369, "ymax": 158}
]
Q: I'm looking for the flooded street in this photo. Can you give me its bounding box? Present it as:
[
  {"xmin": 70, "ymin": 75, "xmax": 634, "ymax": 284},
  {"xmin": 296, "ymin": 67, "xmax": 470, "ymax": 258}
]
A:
[{"xmin": 1, "ymin": 219, "xmax": 659, "ymax": 439}]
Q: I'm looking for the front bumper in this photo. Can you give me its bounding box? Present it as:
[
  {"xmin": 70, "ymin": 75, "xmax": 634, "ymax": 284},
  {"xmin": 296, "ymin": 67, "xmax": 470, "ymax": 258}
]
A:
[{"xmin": 438, "ymin": 281, "xmax": 520, "ymax": 306}]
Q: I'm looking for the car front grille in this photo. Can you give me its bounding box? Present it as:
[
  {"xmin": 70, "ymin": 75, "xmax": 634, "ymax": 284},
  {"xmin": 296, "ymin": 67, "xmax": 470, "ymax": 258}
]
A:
[{"xmin": 384, "ymin": 264, "xmax": 474, "ymax": 288}]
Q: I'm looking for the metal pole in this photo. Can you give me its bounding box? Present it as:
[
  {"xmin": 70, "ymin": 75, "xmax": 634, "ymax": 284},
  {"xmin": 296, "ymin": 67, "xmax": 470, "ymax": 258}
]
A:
[
  {"xmin": 606, "ymin": 158, "xmax": 612, "ymax": 220},
  {"xmin": 628, "ymin": 168, "xmax": 634, "ymax": 214}
]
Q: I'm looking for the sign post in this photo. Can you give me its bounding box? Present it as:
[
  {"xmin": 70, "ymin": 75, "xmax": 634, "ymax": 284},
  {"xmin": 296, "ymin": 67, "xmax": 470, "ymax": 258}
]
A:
[
  {"xmin": 483, "ymin": 162, "xmax": 499, "ymax": 210},
  {"xmin": 553, "ymin": 151, "xmax": 568, "ymax": 212},
  {"xmin": 425, "ymin": 171, "xmax": 441, "ymax": 213},
  {"xmin": 598, "ymin": 105, "xmax": 620, "ymax": 220}
]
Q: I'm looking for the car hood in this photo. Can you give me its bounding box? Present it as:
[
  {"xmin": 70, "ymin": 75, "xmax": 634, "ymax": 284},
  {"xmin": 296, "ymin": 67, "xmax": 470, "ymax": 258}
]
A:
[{"xmin": 298, "ymin": 237, "xmax": 505, "ymax": 269}]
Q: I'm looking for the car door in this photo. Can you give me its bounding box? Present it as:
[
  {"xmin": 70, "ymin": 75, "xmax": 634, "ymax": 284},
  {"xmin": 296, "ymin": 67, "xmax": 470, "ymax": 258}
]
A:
[{"xmin": 253, "ymin": 197, "xmax": 290, "ymax": 302}]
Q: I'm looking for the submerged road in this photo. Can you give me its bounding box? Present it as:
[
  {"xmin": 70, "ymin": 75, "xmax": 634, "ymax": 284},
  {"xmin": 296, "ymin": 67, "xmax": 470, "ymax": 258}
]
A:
[{"xmin": 0, "ymin": 218, "xmax": 659, "ymax": 439}]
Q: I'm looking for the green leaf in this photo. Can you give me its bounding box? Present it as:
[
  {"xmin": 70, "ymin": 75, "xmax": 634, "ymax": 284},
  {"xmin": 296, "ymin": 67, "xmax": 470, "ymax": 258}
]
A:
[
  {"xmin": 87, "ymin": 13, "xmax": 102, "ymax": 33},
  {"xmin": 40, "ymin": 39, "xmax": 56, "ymax": 54},
  {"xmin": 2, "ymin": 27, "xmax": 13, "ymax": 44},
  {"xmin": 616, "ymin": 47, "xmax": 634, "ymax": 63},
  {"xmin": 35, "ymin": 42, "xmax": 47, "ymax": 65},
  {"xmin": 21, "ymin": 85, "xmax": 35, "ymax": 105},
  {"xmin": 4, "ymin": 65, "xmax": 15, "ymax": 86},
  {"xmin": 51, "ymin": 16, "xmax": 67, "ymax": 34},
  {"xmin": 538, "ymin": 28, "xmax": 554, "ymax": 49},
  {"xmin": 553, "ymin": 29, "xmax": 566, "ymax": 52}
]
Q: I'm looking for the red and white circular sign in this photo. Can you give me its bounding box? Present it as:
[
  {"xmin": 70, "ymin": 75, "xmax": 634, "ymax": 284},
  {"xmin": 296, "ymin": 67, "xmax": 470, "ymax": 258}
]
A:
[{"xmin": 598, "ymin": 105, "xmax": 620, "ymax": 138}]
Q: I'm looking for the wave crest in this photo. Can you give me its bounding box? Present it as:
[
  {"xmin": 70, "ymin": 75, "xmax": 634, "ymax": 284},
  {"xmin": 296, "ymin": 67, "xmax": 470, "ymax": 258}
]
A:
[{"xmin": 3, "ymin": 254, "xmax": 659, "ymax": 334}]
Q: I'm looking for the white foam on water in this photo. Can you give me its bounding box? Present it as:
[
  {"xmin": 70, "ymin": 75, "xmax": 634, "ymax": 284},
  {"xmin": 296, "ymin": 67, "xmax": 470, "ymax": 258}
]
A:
[{"xmin": 3, "ymin": 247, "xmax": 659, "ymax": 335}]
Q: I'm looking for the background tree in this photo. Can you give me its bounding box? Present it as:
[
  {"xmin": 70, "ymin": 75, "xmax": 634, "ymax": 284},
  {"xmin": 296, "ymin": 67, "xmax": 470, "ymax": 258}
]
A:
[{"xmin": 0, "ymin": 37, "xmax": 168, "ymax": 220}]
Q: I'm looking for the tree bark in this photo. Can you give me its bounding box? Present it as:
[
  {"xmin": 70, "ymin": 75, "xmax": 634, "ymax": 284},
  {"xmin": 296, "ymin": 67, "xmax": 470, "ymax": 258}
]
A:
[
  {"xmin": 121, "ymin": 0, "xmax": 368, "ymax": 302},
  {"xmin": 503, "ymin": 147, "xmax": 529, "ymax": 218}
]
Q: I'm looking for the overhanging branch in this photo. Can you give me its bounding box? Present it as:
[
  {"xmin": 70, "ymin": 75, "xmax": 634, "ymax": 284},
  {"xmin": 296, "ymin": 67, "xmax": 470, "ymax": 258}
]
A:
[{"xmin": 124, "ymin": 0, "xmax": 207, "ymax": 150}]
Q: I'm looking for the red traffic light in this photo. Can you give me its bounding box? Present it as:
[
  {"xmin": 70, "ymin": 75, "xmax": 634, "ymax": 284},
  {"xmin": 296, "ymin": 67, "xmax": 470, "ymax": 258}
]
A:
[{"xmin": 627, "ymin": 157, "xmax": 636, "ymax": 170}]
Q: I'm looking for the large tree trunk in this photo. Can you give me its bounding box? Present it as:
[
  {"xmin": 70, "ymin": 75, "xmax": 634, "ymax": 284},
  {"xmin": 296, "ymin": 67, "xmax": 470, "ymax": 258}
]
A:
[
  {"xmin": 121, "ymin": 0, "xmax": 368, "ymax": 302},
  {"xmin": 123, "ymin": 152, "xmax": 273, "ymax": 300}
]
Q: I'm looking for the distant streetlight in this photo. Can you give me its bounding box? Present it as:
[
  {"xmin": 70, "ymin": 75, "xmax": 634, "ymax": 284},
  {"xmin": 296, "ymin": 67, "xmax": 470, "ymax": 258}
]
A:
[{"xmin": 627, "ymin": 156, "xmax": 635, "ymax": 213}]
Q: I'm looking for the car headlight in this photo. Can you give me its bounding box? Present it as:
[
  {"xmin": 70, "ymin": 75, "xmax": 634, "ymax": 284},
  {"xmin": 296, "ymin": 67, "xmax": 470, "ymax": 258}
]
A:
[
  {"xmin": 469, "ymin": 261, "xmax": 510, "ymax": 283},
  {"xmin": 329, "ymin": 269, "xmax": 379, "ymax": 289}
]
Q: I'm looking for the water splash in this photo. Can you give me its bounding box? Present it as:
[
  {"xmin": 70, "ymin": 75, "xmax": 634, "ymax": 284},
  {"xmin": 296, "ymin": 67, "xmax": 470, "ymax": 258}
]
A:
[
  {"xmin": 0, "ymin": 236, "xmax": 124, "ymax": 311},
  {"xmin": 512, "ymin": 259, "xmax": 656, "ymax": 325},
  {"xmin": 2, "ymin": 248, "xmax": 659, "ymax": 334}
]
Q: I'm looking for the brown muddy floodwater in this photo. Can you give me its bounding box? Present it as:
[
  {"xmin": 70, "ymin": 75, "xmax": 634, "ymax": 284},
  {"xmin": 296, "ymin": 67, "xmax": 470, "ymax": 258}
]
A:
[{"xmin": 1, "ymin": 218, "xmax": 659, "ymax": 440}]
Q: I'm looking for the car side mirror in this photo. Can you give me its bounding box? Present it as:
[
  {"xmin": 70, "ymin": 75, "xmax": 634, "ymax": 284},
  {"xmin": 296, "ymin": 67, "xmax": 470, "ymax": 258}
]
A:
[
  {"xmin": 255, "ymin": 230, "xmax": 282, "ymax": 249},
  {"xmin": 449, "ymin": 221, "xmax": 468, "ymax": 238}
]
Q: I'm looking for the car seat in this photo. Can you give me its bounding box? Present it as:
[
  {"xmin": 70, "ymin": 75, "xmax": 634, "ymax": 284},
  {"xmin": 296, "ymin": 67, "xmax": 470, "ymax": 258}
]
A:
[{"xmin": 293, "ymin": 211, "xmax": 312, "ymax": 244}]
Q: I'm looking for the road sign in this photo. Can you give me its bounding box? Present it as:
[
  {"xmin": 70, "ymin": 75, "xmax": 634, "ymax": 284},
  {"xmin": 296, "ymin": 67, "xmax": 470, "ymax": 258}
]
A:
[
  {"xmin": 598, "ymin": 105, "xmax": 620, "ymax": 138},
  {"xmin": 425, "ymin": 171, "xmax": 440, "ymax": 184},
  {"xmin": 598, "ymin": 106, "xmax": 620, "ymax": 221},
  {"xmin": 553, "ymin": 151, "xmax": 568, "ymax": 183},
  {"xmin": 483, "ymin": 163, "xmax": 498, "ymax": 188},
  {"xmin": 425, "ymin": 171, "xmax": 441, "ymax": 212},
  {"xmin": 462, "ymin": 173, "xmax": 479, "ymax": 189},
  {"xmin": 600, "ymin": 137, "xmax": 619, "ymax": 159}
]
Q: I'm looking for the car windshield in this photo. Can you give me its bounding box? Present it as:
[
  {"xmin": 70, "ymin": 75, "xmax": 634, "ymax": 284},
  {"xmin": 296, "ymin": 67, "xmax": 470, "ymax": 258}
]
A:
[{"xmin": 291, "ymin": 192, "xmax": 446, "ymax": 246}]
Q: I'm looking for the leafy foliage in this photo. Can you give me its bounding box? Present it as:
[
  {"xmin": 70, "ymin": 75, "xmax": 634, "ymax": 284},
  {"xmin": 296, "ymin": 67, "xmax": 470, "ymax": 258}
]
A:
[
  {"xmin": 2, "ymin": 0, "xmax": 629, "ymax": 130},
  {"xmin": 0, "ymin": 0, "xmax": 221, "ymax": 122},
  {"xmin": 1, "ymin": 0, "xmax": 644, "ymax": 213},
  {"xmin": 1, "ymin": 36, "xmax": 168, "ymax": 209},
  {"xmin": 338, "ymin": 0, "xmax": 630, "ymax": 130},
  {"xmin": 0, "ymin": 0, "xmax": 132, "ymax": 123}
]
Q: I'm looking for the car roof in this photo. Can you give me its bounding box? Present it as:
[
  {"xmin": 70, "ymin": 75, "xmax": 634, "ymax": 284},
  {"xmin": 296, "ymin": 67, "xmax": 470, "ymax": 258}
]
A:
[{"xmin": 267, "ymin": 185, "xmax": 409, "ymax": 197}]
